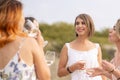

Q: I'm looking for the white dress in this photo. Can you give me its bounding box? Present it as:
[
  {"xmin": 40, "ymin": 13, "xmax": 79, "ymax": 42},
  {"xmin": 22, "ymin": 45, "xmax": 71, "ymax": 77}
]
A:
[{"xmin": 66, "ymin": 43, "xmax": 102, "ymax": 80}]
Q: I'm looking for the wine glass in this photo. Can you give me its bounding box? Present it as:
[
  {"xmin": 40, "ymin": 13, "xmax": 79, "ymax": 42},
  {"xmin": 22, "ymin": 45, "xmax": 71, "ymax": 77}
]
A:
[
  {"xmin": 24, "ymin": 19, "xmax": 38, "ymax": 37},
  {"xmin": 45, "ymin": 51, "xmax": 55, "ymax": 66},
  {"xmin": 77, "ymin": 59, "xmax": 92, "ymax": 80},
  {"xmin": 77, "ymin": 59, "xmax": 90, "ymax": 80}
]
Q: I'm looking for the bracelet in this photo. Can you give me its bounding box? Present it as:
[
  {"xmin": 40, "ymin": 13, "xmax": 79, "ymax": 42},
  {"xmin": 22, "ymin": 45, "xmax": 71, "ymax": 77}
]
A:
[
  {"xmin": 67, "ymin": 67, "xmax": 72, "ymax": 73},
  {"xmin": 117, "ymin": 77, "xmax": 120, "ymax": 80}
]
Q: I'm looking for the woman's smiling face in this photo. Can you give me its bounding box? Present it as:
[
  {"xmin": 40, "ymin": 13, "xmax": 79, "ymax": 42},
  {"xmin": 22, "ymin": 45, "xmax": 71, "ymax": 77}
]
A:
[{"xmin": 75, "ymin": 18, "xmax": 88, "ymax": 37}]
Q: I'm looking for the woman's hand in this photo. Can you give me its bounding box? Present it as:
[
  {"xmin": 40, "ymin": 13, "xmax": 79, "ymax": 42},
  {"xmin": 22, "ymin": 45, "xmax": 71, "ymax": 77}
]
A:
[
  {"xmin": 87, "ymin": 67, "xmax": 105, "ymax": 77},
  {"xmin": 86, "ymin": 60, "xmax": 114, "ymax": 79},
  {"xmin": 102, "ymin": 60, "xmax": 115, "ymax": 72},
  {"xmin": 35, "ymin": 30, "xmax": 44, "ymax": 47},
  {"xmin": 70, "ymin": 60, "xmax": 86, "ymax": 72}
]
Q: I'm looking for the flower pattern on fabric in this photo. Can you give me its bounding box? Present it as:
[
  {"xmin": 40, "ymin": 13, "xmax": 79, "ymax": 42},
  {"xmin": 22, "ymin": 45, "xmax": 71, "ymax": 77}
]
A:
[{"xmin": 0, "ymin": 53, "xmax": 37, "ymax": 80}]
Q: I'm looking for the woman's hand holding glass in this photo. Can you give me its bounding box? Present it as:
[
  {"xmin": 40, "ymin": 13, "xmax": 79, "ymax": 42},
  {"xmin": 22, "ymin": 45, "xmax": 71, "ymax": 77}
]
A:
[
  {"xmin": 23, "ymin": 19, "xmax": 48, "ymax": 47},
  {"xmin": 86, "ymin": 60, "xmax": 115, "ymax": 77},
  {"xmin": 70, "ymin": 60, "xmax": 86, "ymax": 72},
  {"xmin": 72, "ymin": 60, "xmax": 88, "ymax": 80},
  {"xmin": 77, "ymin": 60, "xmax": 86, "ymax": 70},
  {"xmin": 87, "ymin": 67, "xmax": 105, "ymax": 77},
  {"xmin": 35, "ymin": 30, "xmax": 45, "ymax": 47}
]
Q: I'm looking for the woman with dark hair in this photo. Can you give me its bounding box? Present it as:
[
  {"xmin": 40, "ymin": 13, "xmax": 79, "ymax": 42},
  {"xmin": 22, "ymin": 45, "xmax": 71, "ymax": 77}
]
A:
[
  {"xmin": 24, "ymin": 17, "xmax": 39, "ymax": 29},
  {"xmin": 24, "ymin": 16, "xmax": 48, "ymax": 47}
]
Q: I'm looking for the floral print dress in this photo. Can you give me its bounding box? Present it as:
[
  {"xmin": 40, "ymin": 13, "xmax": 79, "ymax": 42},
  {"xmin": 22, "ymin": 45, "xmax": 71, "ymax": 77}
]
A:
[{"xmin": 0, "ymin": 40, "xmax": 37, "ymax": 80}]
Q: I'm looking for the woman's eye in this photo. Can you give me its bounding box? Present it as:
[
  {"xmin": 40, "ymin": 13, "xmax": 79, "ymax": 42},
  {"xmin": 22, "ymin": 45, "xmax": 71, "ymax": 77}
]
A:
[
  {"xmin": 81, "ymin": 22, "xmax": 85, "ymax": 25},
  {"xmin": 113, "ymin": 26, "xmax": 116, "ymax": 30},
  {"xmin": 75, "ymin": 21, "xmax": 85, "ymax": 25},
  {"xmin": 76, "ymin": 22, "xmax": 79, "ymax": 25}
]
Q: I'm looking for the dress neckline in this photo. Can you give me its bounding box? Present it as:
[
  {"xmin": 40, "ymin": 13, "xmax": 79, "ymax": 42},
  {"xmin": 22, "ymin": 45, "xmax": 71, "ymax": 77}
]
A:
[{"xmin": 67, "ymin": 43, "xmax": 97, "ymax": 53}]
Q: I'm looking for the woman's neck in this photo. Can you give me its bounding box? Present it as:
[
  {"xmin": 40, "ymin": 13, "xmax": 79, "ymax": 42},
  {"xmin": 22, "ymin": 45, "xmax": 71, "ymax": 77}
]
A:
[
  {"xmin": 75, "ymin": 37, "xmax": 89, "ymax": 44},
  {"xmin": 114, "ymin": 41, "xmax": 120, "ymax": 64},
  {"xmin": 115, "ymin": 41, "xmax": 120, "ymax": 53}
]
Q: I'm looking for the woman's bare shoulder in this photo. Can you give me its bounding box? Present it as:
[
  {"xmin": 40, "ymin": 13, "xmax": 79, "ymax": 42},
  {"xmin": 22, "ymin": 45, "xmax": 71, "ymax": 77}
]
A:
[
  {"xmin": 23, "ymin": 37, "xmax": 39, "ymax": 48},
  {"xmin": 24, "ymin": 37, "xmax": 37, "ymax": 44}
]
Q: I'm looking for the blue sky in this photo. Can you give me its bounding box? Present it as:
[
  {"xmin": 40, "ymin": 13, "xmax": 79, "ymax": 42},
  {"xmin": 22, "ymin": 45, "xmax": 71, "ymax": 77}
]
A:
[{"xmin": 21, "ymin": 0, "xmax": 120, "ymax": 31}]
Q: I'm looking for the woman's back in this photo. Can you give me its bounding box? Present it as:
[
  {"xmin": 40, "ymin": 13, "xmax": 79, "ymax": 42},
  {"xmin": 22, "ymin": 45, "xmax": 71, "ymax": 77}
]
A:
[
  {"xmin": 0, "ymin": 0, "xmax": 50, "ymax": 79},
  {"xmin": 0, "ymin": 37, "xmax": 38, "ymax": 79},
  {"xmin": 0, "ymin": 37, "xmax": 51, "ymax": 80}
]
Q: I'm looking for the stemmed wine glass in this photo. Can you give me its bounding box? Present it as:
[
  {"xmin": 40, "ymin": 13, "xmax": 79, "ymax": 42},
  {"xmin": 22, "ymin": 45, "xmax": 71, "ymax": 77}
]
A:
[
  {"xmin": 77, "ymin": 58, "xmax": 91, "ymax": 80},
  {"xmin": 45, "ymin": 51, "xmax": 55, "ymax": 66},
  {"xmin": 24, "ymin": 19, "xmax": 48, "ymax": 47},
  {"xmin": 24, "ymin": 19, "xmax": 38, "ymax": 37},
  {"xmin": 77, "ymin": 59, "xmax": 92, "ymax": 80}
]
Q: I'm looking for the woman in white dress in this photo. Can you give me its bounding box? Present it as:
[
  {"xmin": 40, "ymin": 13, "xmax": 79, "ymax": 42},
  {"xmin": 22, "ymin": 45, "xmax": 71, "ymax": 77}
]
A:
[
  {"xmin": 87, "ymin": 19, "xmax": 120, "ymax": 80},
  {"xmin": 57, "ymin": 13, "xmax": 105, "ymax": 80}
]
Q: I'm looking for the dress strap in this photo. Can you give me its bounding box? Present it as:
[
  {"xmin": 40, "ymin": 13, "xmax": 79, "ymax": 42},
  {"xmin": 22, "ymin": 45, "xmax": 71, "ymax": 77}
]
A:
[
  {"xmin": 16, "ymin": 38, "xmax": 26, "ymax": 62},
  {"xmin": 65, "ymin": 43, "xmax": 70, "ymax": 49},
  {"xmin": 17, "ymin": 38, "xmax": 25, "ymax": 54},
  {"xmin": 95, "ymin": 43, "xmax": 99, "ymax": 49}
]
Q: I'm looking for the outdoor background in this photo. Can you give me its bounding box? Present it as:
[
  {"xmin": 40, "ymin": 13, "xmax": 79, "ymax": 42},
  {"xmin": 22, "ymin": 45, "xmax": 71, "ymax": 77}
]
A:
[
  {"xmin": 21, "ymin": 0, "xmax": 119, "ymax": 79},
  {"xmin": 39, "ymin": 22, "xmax": 115, "ymax": 80},
  {"xmin": 21, "ymin": 0, "xmax": 120, "ymax": 31}
]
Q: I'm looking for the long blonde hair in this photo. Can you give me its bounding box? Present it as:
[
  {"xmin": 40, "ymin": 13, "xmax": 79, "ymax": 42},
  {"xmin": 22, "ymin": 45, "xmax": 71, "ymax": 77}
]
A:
[{"xmin": 0, "ymin": 0, "xmax": 26, "ymax": 48}]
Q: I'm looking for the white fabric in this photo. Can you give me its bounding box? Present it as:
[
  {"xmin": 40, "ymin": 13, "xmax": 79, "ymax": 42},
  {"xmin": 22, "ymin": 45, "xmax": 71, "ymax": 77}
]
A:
[{"xmin": 66, "ymin": 43, "xmax": 102, "ymax": 80}]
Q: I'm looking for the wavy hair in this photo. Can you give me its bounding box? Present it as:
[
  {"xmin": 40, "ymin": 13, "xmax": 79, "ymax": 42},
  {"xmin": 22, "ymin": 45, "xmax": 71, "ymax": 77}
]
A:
[{"xmin": 0, "ymin": 0, "xmax": 26, "ymax": 48}]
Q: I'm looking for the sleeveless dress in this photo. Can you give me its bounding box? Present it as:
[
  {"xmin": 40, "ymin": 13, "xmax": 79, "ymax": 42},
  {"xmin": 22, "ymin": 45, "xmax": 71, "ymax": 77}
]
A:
[
  {"xmin": 0, "ymin": 39, "xmax": 37, "ymax": 80},
  {"xmin": 66, "ymin": 43, "xmax": 102, "ymax": 80}
]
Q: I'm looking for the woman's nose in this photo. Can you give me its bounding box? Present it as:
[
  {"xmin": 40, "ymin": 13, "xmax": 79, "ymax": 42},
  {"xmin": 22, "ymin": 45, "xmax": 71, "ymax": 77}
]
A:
[
  {"xmin": 78, "ymin": 23, "xmax": 83, "ymax": 27},
  {"xmin": 109, "ymin": 28, "xmax": 113, "ymax": 33}
]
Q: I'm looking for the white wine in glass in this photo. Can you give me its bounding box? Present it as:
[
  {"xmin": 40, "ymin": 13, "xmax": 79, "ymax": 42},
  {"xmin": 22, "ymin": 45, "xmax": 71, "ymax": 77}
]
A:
[
  {"xmin": 45, "ymin": 51, "xmax": 55, "ymax": 66},
  {"xmin": 24, "ymin": 19, "xmax": 38, "ymax": 37}
]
